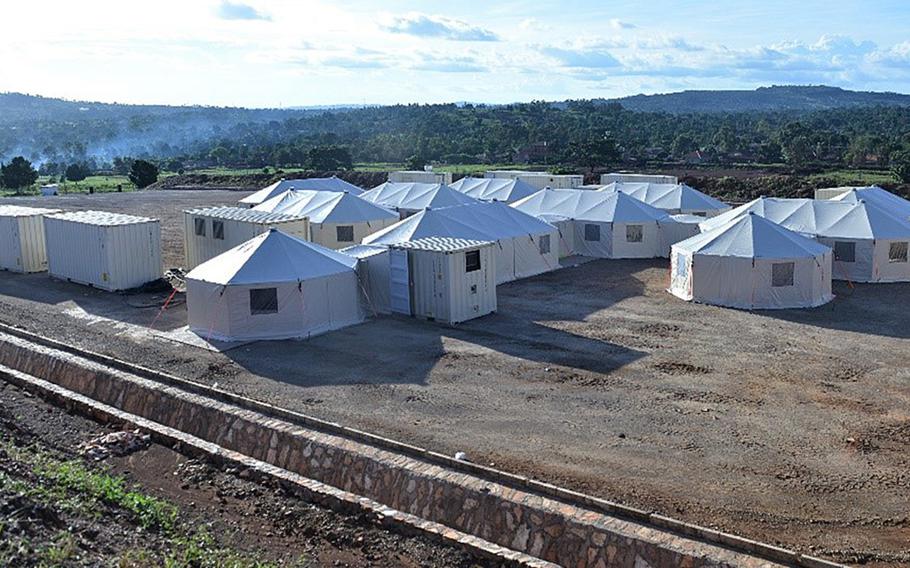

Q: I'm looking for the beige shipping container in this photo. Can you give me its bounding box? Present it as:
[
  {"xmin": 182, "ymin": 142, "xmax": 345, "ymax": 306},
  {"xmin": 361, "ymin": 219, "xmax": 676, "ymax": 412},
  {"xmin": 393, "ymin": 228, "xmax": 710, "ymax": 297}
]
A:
[
  {"xmin": 814, "ymin": 187, "xmax": 855, "ymax": 200},
  {"xmin": 388, "ymin": 170, "xmax": 453, "ymax": 184},
  {"xmin": 183, "ymin": 207, "xmax": 310, "ymax": 269},
  {"xmin": 44, "ymin": 211, "xmax": 162, "ymax": 291},
  {"xmin": 600, "ymin": 173, "xmax": 678, "ymax": 185},
  {"xmin": 390, "ymin": 237, "xmax": 497, "ymax": 324},
  {"xmin": 484, "ymin": 170, "xmax": 583, "ymax": 189},
  {"xmin": 0, "ymin": 205, "xmax": 61, "ymax": 273}
]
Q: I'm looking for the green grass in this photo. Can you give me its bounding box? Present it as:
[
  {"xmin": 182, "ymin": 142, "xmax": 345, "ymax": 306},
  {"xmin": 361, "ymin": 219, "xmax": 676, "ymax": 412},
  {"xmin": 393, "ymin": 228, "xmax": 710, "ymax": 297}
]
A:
[{"xmin": 807, "ymin": 168, "xmax": 896, "ymax": 186}]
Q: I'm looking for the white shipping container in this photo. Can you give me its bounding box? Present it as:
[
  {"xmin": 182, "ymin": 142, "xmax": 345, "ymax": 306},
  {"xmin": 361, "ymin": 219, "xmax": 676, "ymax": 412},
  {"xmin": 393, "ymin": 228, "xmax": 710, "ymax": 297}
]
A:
[
  {"xmin": 600, "ymin": 173, "xmax": 678, "ymax": 185},
  {"xmin": 389, "ymin": 170, "xmax": 453, "ymax": 184},
  {"xmin": 483, "ymin": 170, "xmax": 583, "ymax": 189},
  {"xmin": 814, "ymin": 187, "xmax": 855, "ymax": 200},
  {"xmin": 390, "ymin": 237, "xmax": 496, "ymax": 324},
  {"xmin": 0, "ymin": 205, "xmax": 61, "ymax": 273},
  {"xmin": 44, "ymin": 211, "xmax": 162, "ymax": 291},
  {"xmin": 183, "ymin": 207, "xmax": 310, "ymax": 269}
]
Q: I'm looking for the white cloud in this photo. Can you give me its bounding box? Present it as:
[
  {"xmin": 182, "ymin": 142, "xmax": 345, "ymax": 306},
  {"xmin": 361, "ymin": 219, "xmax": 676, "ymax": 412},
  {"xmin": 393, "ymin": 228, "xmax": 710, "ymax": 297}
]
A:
[
  {"xmin": 609, "ymin": 19, "xmax": 636, "ymax": 30},
  {"xmin": 216, "ymin": 1, "xmax": 271, "ymax": 21},
  {"xmin": 381, "ymin": 12, "xmax": 499, "ymax": 41}
]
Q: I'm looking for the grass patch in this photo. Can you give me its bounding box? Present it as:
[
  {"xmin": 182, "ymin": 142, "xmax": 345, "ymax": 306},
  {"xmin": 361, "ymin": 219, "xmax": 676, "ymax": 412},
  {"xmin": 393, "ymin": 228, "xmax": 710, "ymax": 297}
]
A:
[
  {"xmin": 120, "ymin": 530, "xmax": 291, "ymax": 568},
  {"xmin": 807, "ymin": 169, "xmax": 896, "ymax": 186}
]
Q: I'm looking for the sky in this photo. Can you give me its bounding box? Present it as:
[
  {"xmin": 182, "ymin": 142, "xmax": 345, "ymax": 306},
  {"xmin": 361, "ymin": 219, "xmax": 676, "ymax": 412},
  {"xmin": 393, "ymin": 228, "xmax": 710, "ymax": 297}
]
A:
[{"xmin": 2, "ymin": 0, "xmax": 910, "ymax": 107}]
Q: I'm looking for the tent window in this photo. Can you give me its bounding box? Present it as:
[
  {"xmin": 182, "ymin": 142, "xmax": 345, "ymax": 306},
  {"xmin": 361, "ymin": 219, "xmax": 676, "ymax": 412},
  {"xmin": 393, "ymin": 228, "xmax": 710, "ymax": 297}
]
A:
[
  {"xmin": 194, "ymin": 218, "xmax": 206, "ymax": 237},
  {"xmin": 538, "ymin": 234, "xmax": 551, "ymax": 255},
  {"xmin": 888, "ymin": 241, "xmax": 908, "ymax": 263},
  {"xmin": 693, "ymin": 212, "xmax": 707, "ymax": 217},
  {"xmin": 336, "ymin": 225, "xmax": 355, "ymax": 242},
  {"xmin": 249, "ymin": 288, "xmax": 278, "ymax": 315},
  {"xmin": 675, "ymin": 253, "xmax": 687, "ymax": 278},
  {"xmin": 212, "ymin": 220, "xmax": 224, "ymax": 240},
  {"xmin": 584, "ymin": 223, "xmax": 601, "ymax": 242},
  {"xmin": 626, "ymin": 224, "xmax": 643, "ymax": 243},
  {"xmin": 833, "ymin": 241, "xmax": 855, "ymax": 262},
  {"xmin": 771, "ymin": 262, "xmax": 795, "ymax": 287},
  {"xmin": 465, "ymin": 250, "xmax": 481, "ymax": 272}
]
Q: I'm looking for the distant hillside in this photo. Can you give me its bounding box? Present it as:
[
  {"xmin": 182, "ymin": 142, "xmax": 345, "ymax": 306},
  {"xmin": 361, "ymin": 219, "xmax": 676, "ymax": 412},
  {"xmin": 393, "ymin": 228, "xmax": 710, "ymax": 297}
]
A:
[{"xmin": 606, "ymin": 85, "xmax": 910, "ymax": 114}]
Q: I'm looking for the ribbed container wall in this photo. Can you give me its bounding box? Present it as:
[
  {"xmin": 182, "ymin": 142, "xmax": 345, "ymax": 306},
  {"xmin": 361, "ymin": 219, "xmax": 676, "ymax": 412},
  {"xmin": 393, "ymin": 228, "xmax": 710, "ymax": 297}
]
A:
[
  {"xmin": 45, "ymin": 216, "xmax": 162, "ymax": 291},
  {"xmin": 0, "ymin": 214, "xmax": 50, "ymax": 273},
  {"xmin": 183, "ymin": 212, "xmax": 310, "ymax": 269},
  {"xmin": 408, "ymin": 245, "xmax": 496, "ymax": 324}
]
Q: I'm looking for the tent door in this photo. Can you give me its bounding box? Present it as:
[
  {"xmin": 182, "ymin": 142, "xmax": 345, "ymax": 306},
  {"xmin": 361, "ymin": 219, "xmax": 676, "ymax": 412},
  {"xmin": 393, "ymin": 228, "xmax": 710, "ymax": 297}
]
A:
[{"xmin": 389, "ymin": 249, "xmax": 412, "ymax": 315}]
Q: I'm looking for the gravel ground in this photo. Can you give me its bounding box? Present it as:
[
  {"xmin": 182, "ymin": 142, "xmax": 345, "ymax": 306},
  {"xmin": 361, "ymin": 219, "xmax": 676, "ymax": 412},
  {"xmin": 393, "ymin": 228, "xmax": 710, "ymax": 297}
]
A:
[{"xmin": 0, "ymin": 190, "xmax": 908, "ymax": 566}]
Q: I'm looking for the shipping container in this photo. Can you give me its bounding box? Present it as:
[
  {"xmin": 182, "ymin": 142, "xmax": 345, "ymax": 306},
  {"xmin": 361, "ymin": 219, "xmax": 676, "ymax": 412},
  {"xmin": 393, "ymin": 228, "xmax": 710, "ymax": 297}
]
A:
[
  {"xmin": 0, "ymin": 205, "xmax": 61, "ymax": 273},
  {"xmin": 814, "ymin": 187, "xmax": 854, "ymax": 200},
  {"xmin": 388, "ymin": 170, "xmax": 453, "ymax": 185},
  {"xmin": 389, "ymin": 237, "xmax": 497, "ymax": 324},
  {"xmin": 484, "ymin": 170, "xmax": 583, "ymax": 189},
  {"xmin": 183, "ymin": 206, "xmax": 310, "ymax": 269},
  {"xmin": 44, "ymin": 211, "xmax": 162, "ymax": 291},
  {"xmin": 600, "ymin": 173, "xmax": 678, "ymax": 185}
]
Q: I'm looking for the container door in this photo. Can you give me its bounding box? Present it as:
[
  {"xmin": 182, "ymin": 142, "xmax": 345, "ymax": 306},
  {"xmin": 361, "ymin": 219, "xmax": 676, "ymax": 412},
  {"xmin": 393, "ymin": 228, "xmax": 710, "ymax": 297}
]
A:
[{"xmin": 389, "ymin": 249, "xmax": 411, "ymax": 315}]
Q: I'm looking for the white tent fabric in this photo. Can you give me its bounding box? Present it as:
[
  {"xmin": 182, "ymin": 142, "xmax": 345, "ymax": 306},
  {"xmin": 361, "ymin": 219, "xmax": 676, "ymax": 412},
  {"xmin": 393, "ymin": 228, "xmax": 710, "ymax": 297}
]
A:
[
  {"xmin": 670, "ymin": 213, "xmax": 833, "ymax": 310},
  {"xmin": 360, "ymin": 182, "xmax": 478, "ymax": 216},
  {"xmin": 185, "ymin": 229, "xmax": 364, "ymax": 341},
  {"xmin": 252, "ymin": 189, "xmax": 398, "ymax": 249},
  {"xmin": 660, "ymin": 214, "xmax": 703, "ymax": 255},
  {"xmin": 511, "ymin": 188, "xmax": 670, "ymax": 258},
  {"xmin": 699, "ymin": 197, "xmax": 910, "ymax": 282},
  {"xmin": 831, "ymin": 186, "xmax": 910, "ymax": 221},
  {"xmin": 598, "ymin": 182, "xmax": 731, "ymax": 217},
  {"xmin": 363, "ymin": 201, "xmax": 559, "ymax": 284},
  {"xmin": 239, "ymin": 176, "xmax": 364, "ymax": 207},
  {"xmin": 449, "ymin": 177, "xmax": 539, "ymax": 203}
]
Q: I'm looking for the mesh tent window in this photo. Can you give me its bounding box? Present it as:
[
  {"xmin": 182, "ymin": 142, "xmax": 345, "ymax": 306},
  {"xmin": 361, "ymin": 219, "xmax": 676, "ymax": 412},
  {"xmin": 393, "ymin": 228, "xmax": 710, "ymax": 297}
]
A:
[
  {"xmin": 834, "ymin": 241, "xmax": 855, "ymax": 262},
  {"xmin": 465, "ymin": 250, "xmax": 481, "ymax": 272},
  {"xmin": 584, "ymin": 223, "xmax": 601, "ymax": 242},
  {"xmin": 194, "ymin": 218, "xmax": 206, "ymax": 237},
  {"xmin": 336, "ymin": 225, "xmax": 355, "ymax": 242},
  {"xmin": 626, "ymin": 224, "xmax": 643, "ymax": 243},
  {"xmin": 539, "ymin": 234, "xmax": 551, "ymax": 254},
  {"xmin": 675, "ymin": 253, "xmax": 687, "ymax": 278},
  {"xmin": 889, "ymin": 241, "xmax": 909, "ymax": 263},
  {"xmin": 249, "ymin": 288, "xmax": 278, "ymax": 315},
  {"xmin": 213, "ymin": 220, "xmax": 224, "ymax": 240},
  {"xmin": 771, "ymin": 262, "xmax": 795, "ymax": 287}
]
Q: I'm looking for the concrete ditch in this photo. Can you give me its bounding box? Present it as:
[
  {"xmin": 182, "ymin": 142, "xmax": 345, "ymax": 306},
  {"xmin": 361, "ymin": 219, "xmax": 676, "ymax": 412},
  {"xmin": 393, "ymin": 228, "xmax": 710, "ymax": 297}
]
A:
[{"xmin": 0, "ymin": 325, "xmax": 843, "ymax": 568}]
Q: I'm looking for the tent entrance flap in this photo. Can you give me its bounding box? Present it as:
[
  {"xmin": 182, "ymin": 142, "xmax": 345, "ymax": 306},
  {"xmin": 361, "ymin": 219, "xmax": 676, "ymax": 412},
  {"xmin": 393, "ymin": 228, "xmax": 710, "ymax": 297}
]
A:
[{"xmin": 389, "ymin": 248, "xmax": 411, "ymax": 315}]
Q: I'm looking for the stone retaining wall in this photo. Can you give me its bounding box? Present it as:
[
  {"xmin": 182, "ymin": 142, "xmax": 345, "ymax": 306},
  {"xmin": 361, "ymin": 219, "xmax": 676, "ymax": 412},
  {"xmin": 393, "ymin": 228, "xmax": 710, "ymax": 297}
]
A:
[{"xmin": 0, "ymin": 331, "xmax": 798, "ymax": 567}]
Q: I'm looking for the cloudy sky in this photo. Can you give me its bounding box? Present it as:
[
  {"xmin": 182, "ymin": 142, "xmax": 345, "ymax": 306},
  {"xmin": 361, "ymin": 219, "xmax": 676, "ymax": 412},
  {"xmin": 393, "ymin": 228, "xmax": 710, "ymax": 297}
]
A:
[{"xmin": 3, "ymin": 0, "xmax": 909, "ymax": 107}]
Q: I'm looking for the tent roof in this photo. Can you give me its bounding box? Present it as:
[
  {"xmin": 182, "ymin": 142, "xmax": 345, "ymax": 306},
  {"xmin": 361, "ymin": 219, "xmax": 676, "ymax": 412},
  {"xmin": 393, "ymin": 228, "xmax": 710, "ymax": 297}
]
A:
[
  {"xmin": 252, "ymin": 189, "xmax": 397, "ymax": 224},
  {"xmin": 511, "ymin": 188, "xmax": 669, "ymax": 223},
  {"xmin": 831, "ymin": 186, "xmax": 910, "ymax": 219},
  {"xmin": 599, "ymin": 182, "xmax": 729, "ymax": 212},
  {"xmin": 363, "ymin": 201, "xmax": 555, "ymax": 245},
  {"xmin": 186, "ymin": 229, "xmax": 357, "ymax": 286},
  {"xmin": 360, "ymin": 182, "xmax": 478, "ymax": 211},
  {"xmin": 449, "ymin": 177, "xmax": 539, "ymax": 202},
  {"xmin": 239, "ymin": 176, "xmax": 363, "ymax": 205},
  {"xmin": 699, "ymin": 197, "xmax": 910, "ymax": 240},
  {"xmin": 677, "ymin": 213, "xmax": 829, "ymax": 259}
]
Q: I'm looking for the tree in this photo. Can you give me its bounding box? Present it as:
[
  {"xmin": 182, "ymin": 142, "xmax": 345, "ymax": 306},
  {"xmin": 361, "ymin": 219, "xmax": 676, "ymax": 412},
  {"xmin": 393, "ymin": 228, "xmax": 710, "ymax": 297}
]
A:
[
  {"xmin": 671, "ymin": 134, "xmax": 698, "ymax": 159},
  {"xmin": 129, "ymin": 159, "xmax": 159, "ymax": 188},
  {"xmin": 405, "ymin": 154, "xmax": 427, "ymax": 170},
  {"xmin": 891, "ymin": 150, "xmax": 910, "ymax": 183},
  {"xmin": 306, "ymin": 145, "xmax": 352, "ymax": 171},
  {"xmin": 65, "ymin": 163, "xmax": 88, "ymax": 183},
  {"xmin": 569, "ymin": 136, "xmax": 620, "ymax": 172},
  {"xmin": 1, "ymin": 156, "xmax": 39, "ymax": 193},
  {"xmin": 112, "ymin": 157, "xmax": 134, "ymax": 176}
]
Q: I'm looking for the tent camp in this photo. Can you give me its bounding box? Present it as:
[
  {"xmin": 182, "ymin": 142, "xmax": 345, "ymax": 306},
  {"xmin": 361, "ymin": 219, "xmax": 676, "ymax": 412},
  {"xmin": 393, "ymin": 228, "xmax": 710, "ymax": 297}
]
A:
[
  {"xmin": 670, "ymin": 213, "xmax": 833, "ymax": 310},
  {"xmin": 830, "ymin": 186, "xmax": 910, "ymax": 221},
  {"xmin": 360, "ymin": 182, "xmax": 478, "ymax": 217},
  {"xmin": 239, "ymin": 176, "xmax": 364, "ymax": 207},
  {"xmin": 511, "ymin": 188, "xmax": 671, "ymax": 258},
  {"xmin": 252, "ymin": 189, "xmax": 398, "ymax": 249},
  {"xmin": 700, "ymin": 197, "xmax": 910, "ymax": 282},
  {"xmin": 448, "ymin": 177, "xmax": 539, "ymax": 204},
  {"xmin": 599, "ymin": 182, "xmax": 730, "ymax": 217},
  {"xmin": 185, "ymin": 230, "xmax": 364, "ymax": 342},
  {"xmin": 362, "ymin": 201, "xmax": 559, "ymax": 284}
]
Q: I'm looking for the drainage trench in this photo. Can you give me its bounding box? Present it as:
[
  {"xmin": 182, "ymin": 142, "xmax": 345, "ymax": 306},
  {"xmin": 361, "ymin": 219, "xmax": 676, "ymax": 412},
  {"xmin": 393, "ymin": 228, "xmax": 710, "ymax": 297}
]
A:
[{"xmin": 0, "ymin": 327, "xmax": 839, "ymax": 568}]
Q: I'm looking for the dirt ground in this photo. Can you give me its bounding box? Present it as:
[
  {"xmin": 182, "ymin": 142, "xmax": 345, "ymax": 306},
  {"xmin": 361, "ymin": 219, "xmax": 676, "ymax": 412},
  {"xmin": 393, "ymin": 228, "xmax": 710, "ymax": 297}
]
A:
[
  {"xmin": 0, "ymin": 190, "xmax": 908, "ymax": 566},
  {"xmin": 0, "ymin": 380, "xmax": 492, "ymax": 567}
]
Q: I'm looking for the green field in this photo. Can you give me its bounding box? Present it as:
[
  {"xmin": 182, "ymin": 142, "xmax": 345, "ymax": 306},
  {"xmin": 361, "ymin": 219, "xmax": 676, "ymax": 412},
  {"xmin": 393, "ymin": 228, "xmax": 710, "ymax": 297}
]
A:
[
  {"xmin": 807, "ymin": 168, "xmax": 896, "ymax": 186},
  {"xmin": 0, "ymin": 173, "xmax": 180, "ymax": 197}
]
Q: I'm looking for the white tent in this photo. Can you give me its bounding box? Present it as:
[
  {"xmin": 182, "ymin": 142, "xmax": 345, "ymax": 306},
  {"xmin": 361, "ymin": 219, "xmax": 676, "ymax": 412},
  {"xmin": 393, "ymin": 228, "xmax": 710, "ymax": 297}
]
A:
[
  {"xmin": 511, "ymin": 188, "xmax": 670, "ymax": 258},
  {"xmin": 253, "ymin": 189, "xmax": 398, "ymax": 249},
  {"xmin": 449, "ymin": 177, "xmax": 539, "ymax": 204},
  {"xmin": 185, "ymin": 230, "xmax": 364, "ymax": 341},
  {"xmin": 830, "ymin": 186, "xmax": 910, "ymax": 221},
  {"xmin": 239, "ymin": 176, "xmax": 364, "ymax": 207},
  {"xmin": 599, "ymin": 182, "xmax": 730, "ymax": 217},
  {"xmin": 360, "ymin": 182, "xmax": 479, "ymax": 217},
  {"xmin": 700, "ymin": 197, "xmax": 910, "ymax": 282},
  {"xmin": 671, "ymin": 213, "xmax": 833, "ymax": 310},
  {"xmin": 363, "ymin": 201, "xmax": 559, "ymax": 284}
]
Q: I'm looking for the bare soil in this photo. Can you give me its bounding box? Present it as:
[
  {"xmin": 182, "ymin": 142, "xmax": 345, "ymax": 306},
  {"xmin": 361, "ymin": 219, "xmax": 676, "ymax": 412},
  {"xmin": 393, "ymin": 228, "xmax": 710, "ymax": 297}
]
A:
[{"xmin": 0, "ymin": 190, "xmax": 908, "ymax": 566}]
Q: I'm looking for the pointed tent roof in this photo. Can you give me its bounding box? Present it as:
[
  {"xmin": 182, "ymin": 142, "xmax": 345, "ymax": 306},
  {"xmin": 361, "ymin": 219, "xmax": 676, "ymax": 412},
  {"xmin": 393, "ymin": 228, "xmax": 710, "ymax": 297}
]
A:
[
  {"xmin": 239, "ymin": 176, "xmax": 364, "ymax": 206},
  {"xmin": 511, "ymin": 188, "xmax": 669, "ymax": 223},
  {"xmin": 252, "ymin": 189, "xmax": 397, "ymax": 224},
  {"xmin": 677, "ymin": 213, "xmax": 829, "ymax": 259},
  {"xmin": 360, "ymin": 182, "xmax": 478, "ymax": 211},
  {"xmin": 599, "ymin": 182, "xmax": 729, "ymax": 213},
  {"xmin": 449, "ymin": 177, "xmax": 539, "ymax": 203},
  {"xmin": 186, "ymin": 229, "xmax": 357, "ymax": 286},
  {"xmin": 831, "ymin": 186, "xmax": 910, "ymax": 219},
  {"xmin": 363, "ymin": 201, "xmax": 555, "ymax": 245},
  {"xmin": 699, "ymin": 196, "xmax": 910, "ymax": 240}
]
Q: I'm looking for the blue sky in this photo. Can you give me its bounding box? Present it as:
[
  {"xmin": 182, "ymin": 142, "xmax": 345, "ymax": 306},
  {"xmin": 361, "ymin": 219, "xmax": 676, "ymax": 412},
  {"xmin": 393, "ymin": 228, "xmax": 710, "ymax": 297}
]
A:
[{"xmin": 2, "ymin": 0, "xmax": 909, "ymax": 107}]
